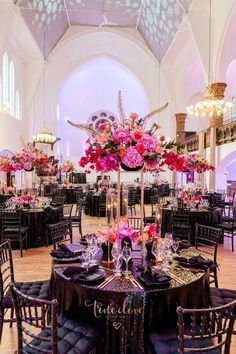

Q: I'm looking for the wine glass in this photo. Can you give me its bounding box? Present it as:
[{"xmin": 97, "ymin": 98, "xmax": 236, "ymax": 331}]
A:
[
  {"xmin": 112, "ymin": 247, "xmax": 123, "ymax": 276},
  {"xmin": 122, "ymin": 246, "xmax": 132, "ymax": 276},
  {"xmin": 151, "ymin": 241, "xmax": 161, "ymax": 271},
  {"xmin": 164, "ymin": 233, "xmax": 173, "ymax": 249},
  {"xmin": 172, "ymin": 240, "xmax": 179, "ymax": 257}
]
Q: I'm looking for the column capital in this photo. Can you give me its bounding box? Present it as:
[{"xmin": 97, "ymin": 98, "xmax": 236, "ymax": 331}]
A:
[
  {"xmin": 175, "ymin": 113, "xmax": 187, "ymax": 122},
  {"xmin": 209, "ymin": 82, "xmax": 227, "ymax": 100},
  {"xmin": 208, "ymin": 82, "xmax": 227, "ymax": 127},
  {"xmin": 175, "ymin": 113, "xmax": 187, "ymax": 144}
]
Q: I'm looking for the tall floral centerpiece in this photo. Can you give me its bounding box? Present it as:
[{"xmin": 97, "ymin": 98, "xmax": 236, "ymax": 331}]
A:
[
  {"xmin": 68, "ymin": 93, "xmax": 214, "ymax": 257},
  {"xmin": 59, "ymin": 160, "xmax": 75, "ymax": 173},
  {"xmin": 78, "ymin": 114, "xmax": 178, "ymax": 173}
]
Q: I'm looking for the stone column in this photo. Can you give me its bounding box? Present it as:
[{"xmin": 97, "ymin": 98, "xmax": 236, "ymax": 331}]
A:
[
  {"xmin": 197, "ymin": 131, "xmax": 205, "ymax": 190},
  {"xmin": 209, "ymin": 82, "xmax": 227, "ymax": 127},
  {"xmin": 175, "ymin": 113, "xmax": 187, "ymax": 144},
  {"xmin": 209, "ymin": 126, "xmax": 216, "ymax": 191}
]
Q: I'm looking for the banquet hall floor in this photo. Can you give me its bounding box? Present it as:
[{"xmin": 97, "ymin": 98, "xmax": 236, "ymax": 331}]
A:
[{"xmin": 1, "ymin": 211, "xmax": 236, "ymax": 353}]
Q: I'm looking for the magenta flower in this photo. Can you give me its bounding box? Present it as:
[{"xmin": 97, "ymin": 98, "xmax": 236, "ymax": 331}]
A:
[
  {"xmin": 99, "ymin": 153, "xmax": 119, "ymax": 172},
  {"xmin": 113, "ymin": 128, "xmax": 131, "ymax": 143},
  {"xmin": 121, "ymin": 146, "xmax": 144, "ymax": 168}
]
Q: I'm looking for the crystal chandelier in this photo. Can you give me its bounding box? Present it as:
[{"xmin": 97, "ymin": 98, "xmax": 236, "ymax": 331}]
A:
[
  {"xmin": 186, "ymin": 84, "xmax": 234, "ymax": 117},
  {"xmin": 32, "ymin": 128, "xmax": 60, "ymax": 145},
  {"xmin": 186, "ymin": 0, "xmax": 234, "ymax": 118}
]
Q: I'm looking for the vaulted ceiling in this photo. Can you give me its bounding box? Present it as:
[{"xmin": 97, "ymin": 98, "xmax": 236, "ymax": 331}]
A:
[{"xmin": 16, "ymin": 0, "xmax": 193, "ymax": 61}]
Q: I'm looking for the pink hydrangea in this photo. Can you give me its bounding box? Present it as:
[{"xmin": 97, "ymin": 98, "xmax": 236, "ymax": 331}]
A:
[
  {"xmin": 121, "ymin": 146, "xmax": 144, "ymax": 168},
  {"xmin": 140, "ymin": 134, "xmax": 157, "ymax": 151}
]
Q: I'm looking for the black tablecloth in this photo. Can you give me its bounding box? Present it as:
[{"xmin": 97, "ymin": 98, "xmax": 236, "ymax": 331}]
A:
[
  {"xmin": 52, "ymin": 249, "xmax": 210, "ymax": 354},
  {"xmin": 0, "ymin": 194, "xmax": 12, "ymax": 203},
  {"xmin": 0, "ymin": 207, "xmax": 60, "ymax": 248},
  {"xmin": 135, "ymin": 184, "xmax": 170, "ymax": 204},
  {"xmin": 161, "ymin": 207, "xmax": 222, "ymax": 244},
  {"xmin": 85, "ymin": 193, "xmax": 125, "ymax": 217}
]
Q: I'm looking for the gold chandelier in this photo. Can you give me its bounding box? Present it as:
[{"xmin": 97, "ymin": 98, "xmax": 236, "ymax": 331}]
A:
[
  {"xmin": 186, "ymin": 84, "xmax": 234, "ymax": 117},
  {"xmin": 32, "ymin": 127, "xmax": 60, "ymax": 145},
  {"xmin": 186, "ymin": 0, "xmax": 234, "ymax": 118}
]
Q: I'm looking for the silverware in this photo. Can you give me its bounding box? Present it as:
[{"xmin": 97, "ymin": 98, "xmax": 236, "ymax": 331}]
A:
[
  {"xmin": 99, "ymin": 275, "xmax": 116, "ymax": 289},
  {"xmin": 99, "ymin": 265, "xmax": 113, "ymax": 272},
  {"xmin": 129, "ymin": 275, "xmax": 143, "ymax": 289},
  {"xmin": 97, "ymin": 275, "xmax": 113, "ymax": 289},
  {"xmin": 167, "ymin": 271, "xmax": 185, "ymax": 285},
  {"xmin": 128, "ymin": 276, "xmax": 138, "ymax": 288},
  {"xmin": 177, "ymin": 265, "xmax": 205, "ymax": 273}
]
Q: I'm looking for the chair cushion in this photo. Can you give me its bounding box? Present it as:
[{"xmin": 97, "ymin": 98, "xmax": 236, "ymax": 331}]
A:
[
  {"xmin": 24, "ymin": 314, "xmax": 101, "ymax": 354},
  {"xmin": 210, "ymin": 287, "xmax": 236, "ymax": 307},
  {"xmin": 1, "ymin": 280, "xmax": 50, "ymax": 309},
  {"xmin": 172, "ymin": 223, "xmax": 190, "ymax": 229},
  {"xmin": 215, "ymin": 223, "xmax": 235, "ymax": 231},
  {"xmin": 3, "ymin": 226, "xmax": 28, "ymax": 233},
  {"xmin": 148, "ymin": 328, "xmax": 220, "ymax": 354}
]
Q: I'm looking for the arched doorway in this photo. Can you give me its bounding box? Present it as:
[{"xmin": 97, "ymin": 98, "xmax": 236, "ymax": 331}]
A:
[
  {"xmin": 56, "ymin": 57, "xmax": 149, "ymax": 160},
  {"xmin": 215, "ymin": 149, "xmax": 236, "ymax": 195}
]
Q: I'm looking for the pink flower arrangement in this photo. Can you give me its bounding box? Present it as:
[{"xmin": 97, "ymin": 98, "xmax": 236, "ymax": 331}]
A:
[
  {"xmin": 138, "ymin": 223, "xmax": 159, "ymax": 244},
  {"xmin": 12, "ymin": 193, "xmax": 35, "ymax": 205},
  {"xmin": 98, "ymin": 220, "xmax": 139, "ymax": 246},
  {"xmin": 79, "ymin": 112, "xmax": 179, "ymax": 172},
  {"xmin": 60, "ymin": 160, "xmax": 75, "ymax": 173},
  {"xmin": 0, "ymin": 147, "xmax": 50, "ymax": 172},
  {"xmin": 77, "ymin": 110, "xmax": 214, "ymax": 173}
]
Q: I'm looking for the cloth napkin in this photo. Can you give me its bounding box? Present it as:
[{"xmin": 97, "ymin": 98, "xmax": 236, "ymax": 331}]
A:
[
  {"xmin": 139, "ymin": 266, "xmax": 171, "ymax": 287},
  {"xmin": 58, "ymin": 243, "xmax": 82, "ymax": 255},
  {"xmin": 63, "ymin": 264, "xmax": 99, "ymax": 281},
  {"xmin": 50, "ymin": 249, "xmax": 75, "ymax": 259},
  {"xmin": 178, "ymin": 240, "xmax": 191, "ymax": 249},
  {"xmin": 175, "ymin": 255, "xmax": 215, "ymax": 270}
]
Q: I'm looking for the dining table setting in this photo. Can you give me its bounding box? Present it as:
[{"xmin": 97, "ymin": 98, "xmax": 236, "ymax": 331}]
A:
[{"xmin": 51, "ymin": 234, "xmax": 211, "ymax": 354}]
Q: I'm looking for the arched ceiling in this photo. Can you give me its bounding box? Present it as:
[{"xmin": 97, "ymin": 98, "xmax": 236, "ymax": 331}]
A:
[{"xmin": 15, "ymin": 0, "xmax": 193, "ymax": 61}]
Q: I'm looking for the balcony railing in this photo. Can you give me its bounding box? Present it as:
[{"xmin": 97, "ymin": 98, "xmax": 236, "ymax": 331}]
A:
[{"xmin": 181, "ymin": 116, "xmax": 236, "ymax": 152}]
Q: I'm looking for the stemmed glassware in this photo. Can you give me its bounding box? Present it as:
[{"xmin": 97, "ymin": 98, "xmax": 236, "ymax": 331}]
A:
[
  {"xmin": 122, "ymin": 246, "xmax": 132, "ymax": 276},
  {"xmin": 172, "ymin": 240, "xmax": 179, "ymax": 257},
  {"xmin": 151, "ymin": 241, "xmax": 162, "ymax": 271},
  {"xmin": 112, "ymin": 247, "xmax": 123, "ymax": 276},
  {"xmin": 164, "ymin": 233, "xmax": 173, "ymax": 249}
]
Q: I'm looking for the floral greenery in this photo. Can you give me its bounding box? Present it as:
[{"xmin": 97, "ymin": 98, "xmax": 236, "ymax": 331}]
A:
[{"xmin": 79, "ymin": 112, "xmax": 213, "ymax": 173}]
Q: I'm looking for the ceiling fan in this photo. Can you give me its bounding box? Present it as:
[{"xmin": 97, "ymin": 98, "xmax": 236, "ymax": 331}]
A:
[{"xmin": 99, "ymin": 13, "xmax": 117, "ymax": 27}]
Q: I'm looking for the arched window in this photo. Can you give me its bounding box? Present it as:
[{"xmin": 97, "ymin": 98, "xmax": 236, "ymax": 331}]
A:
[
  {"xmin": 15, "ymin": 90, "xmax": 20, "ymax": 120},
  {"xmin": 1, "ymin": 52, "xmax": 21, "ymax": 119},
  {"xmin": 2, "ymin": 52, "xmax": 9, "ymax": 105},
  {"xmin": 9, "ymin": 60, "xmax": 15, "ymax": 116}
]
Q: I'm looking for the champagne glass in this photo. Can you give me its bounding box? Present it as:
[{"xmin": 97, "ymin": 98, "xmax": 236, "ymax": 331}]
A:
[
  {"xmin": 172, "ymin": 240, "xmax": 179, "ymax": 256},
  {"xmin": 122, "ymin": 246, "xmax": 132, "ymax": 276}
]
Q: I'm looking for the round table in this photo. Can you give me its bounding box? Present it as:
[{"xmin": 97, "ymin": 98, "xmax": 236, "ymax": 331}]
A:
[
  {"xmin": 52, "ymin": 249, "xmax": 210, "ymax": 354},
  {"xmin": 0, "ymin": 207, "xmax": 60, "ymax": 248},
  {"xmin": 161, "ymin": 207, "xmax": 222, "ymax": 244},
  {"xmin": 21, "ymin": 207, "xmax": 60, "ymax": 247}
]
